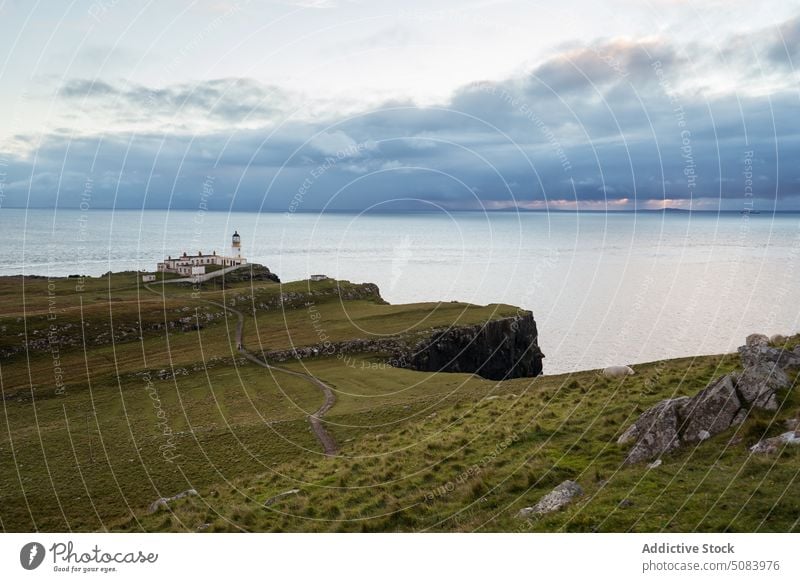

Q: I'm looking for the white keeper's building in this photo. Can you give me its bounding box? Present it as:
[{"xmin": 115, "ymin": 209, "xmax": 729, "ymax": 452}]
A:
[{"xmin": 157, "ymin": 231, "xmax": 247, "ymax": 276}]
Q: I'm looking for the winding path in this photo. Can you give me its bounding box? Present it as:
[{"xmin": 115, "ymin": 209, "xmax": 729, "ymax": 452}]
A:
[
  {"xmin": 145, "ymin": 279, "xmax": 338, "ymax": 456},
  {"xmin": 205, "ymin": 299, "xmax": 338, "ymax": 456}
]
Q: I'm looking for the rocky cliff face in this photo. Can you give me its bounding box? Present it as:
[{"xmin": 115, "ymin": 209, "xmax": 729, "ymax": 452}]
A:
[
  {"xmin": 265, "ymin": 311, "xmax": 545, "ymax": 380},
  {"xmin": 397, "ymin": 311, "xmax": 544, "ymax": 380}
]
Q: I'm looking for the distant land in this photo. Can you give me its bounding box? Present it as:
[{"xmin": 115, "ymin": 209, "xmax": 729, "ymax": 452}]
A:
[{"xmin": 4, "ymin": 206, "xmax": 798, "ymax": 214}]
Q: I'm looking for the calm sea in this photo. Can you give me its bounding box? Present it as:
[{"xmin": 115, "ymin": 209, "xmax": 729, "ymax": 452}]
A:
[{"xmin": 2, "ymin": 208, "xmax": 799, "ymax": 375}]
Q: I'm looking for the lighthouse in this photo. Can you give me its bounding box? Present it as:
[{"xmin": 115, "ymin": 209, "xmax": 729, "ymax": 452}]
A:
[
  {"xmin": 231, "ymin": 231, "xmax": 242, "ymax": 259},
  {"xmin": 155, "ymin": 231, "xmax": 246, "ymax": 273}
]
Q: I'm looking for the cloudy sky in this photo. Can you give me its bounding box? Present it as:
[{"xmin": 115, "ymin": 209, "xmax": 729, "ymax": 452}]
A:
[{"xmin": 1, "ymin": 0, "xmax": 799, "ymax": 211}]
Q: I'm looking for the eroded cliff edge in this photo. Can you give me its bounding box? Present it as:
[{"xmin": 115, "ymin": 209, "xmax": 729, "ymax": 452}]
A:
[
  {"xmin": 396, "ymin": 311, "xmax": 544, "ymax": 380},
  {"xmin": 265, "ymin": 310, "xmax": 544, "ymax": 380}
]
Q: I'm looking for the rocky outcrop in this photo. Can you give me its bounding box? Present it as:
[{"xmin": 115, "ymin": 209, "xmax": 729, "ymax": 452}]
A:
[
  {"xmin": 680, "ymin": 375, "xmax": 743, "ymax": 442},
  {"xmin": 738, "ymin": 333, "xmax": 800, "ymax": 369},
  {"xmin": 735, "ymin": 362, "xmax": 788, "ymax": 411},
  {"xmin": 517, "ymin": 480, "xmax": 583, "ymax": 518},
  {"xmin": 399, "ymin": 311, "xmax": 543, "ymax": 380},
  {"xmin": 619, "ymin": 333, "xmax": 797, "ymax": 464},
  {"xmin": 172, "ymin": 263, "xmax": 280, "ymax": 287},
  {"xmin": 222, "ymin": 263, "xmax": 280, "ymax": 284},
  {"xmin": 617, "ymin": 397, "xmax": 689, "ymax": 464},
  {"xmin": 264, "ymin": 311, "xmax": 544, "ymax": 380}
]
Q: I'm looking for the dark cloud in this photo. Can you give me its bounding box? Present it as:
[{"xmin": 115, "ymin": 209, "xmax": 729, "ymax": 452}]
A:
[
  {"xmin": 766, "ymin": 14, "xmax": 800, "ymax": 67},
  {"xmin": 5, "ymin": 14, "xmax": 800, "ymax": 211}
]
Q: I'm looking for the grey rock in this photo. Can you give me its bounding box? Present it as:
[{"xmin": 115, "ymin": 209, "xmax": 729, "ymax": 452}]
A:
[
  {"xmin": 620, "ymin": 332, "xmax": 798, "ymax": 464},
  {"xmin": 731, "ymin": 409, "xmax": 749, "ymax": 426},
  {"xmin": 647, "ymin": 459, "xmax": 662, "ymax": 469},
  {"xmin": 616, "ymin": 423, "xmax": 639, "ymax": 445},
  {"xmin": 148, "ymin": 488, "xmax": 199, "ymax": 513},
  {"xmin": 516, "ymin": 480, "xmax": 583, "ymax": 518},
  {"xmin": 680, "ymin": 375, "xmax": 741, "ymax": 443},
  {"xmin": 738, "ymin": 333, "xmax": 800, "ymax": 370},
  {"xmin": 738, "ymin": 335, "xmax": 770, "ymax": 367},
  {"xmin": 263, "ymin": 489, "xmax": 301, "ymax": 506},
  {"xmin": 620, "ymin": 397, "xmax": 688, "ymax": 464},
  {"xmin": 735, "ymin": 363, "xmax": 789, "ymax": 411},
  {"xmin": 749, "ymin": 431, "xmax": 800, "ymax": 454}
]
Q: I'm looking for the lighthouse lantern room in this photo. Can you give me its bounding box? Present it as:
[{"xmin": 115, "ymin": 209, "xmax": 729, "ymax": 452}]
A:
[{"xmin": 231, "ymin": 230, "xmax": 242, "ymax": 258}]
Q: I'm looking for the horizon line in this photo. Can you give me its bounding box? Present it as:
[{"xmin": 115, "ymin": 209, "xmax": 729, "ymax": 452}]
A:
[{"xmin": 2, "ymin": 207, "xmax": 799, "ymax": 214}]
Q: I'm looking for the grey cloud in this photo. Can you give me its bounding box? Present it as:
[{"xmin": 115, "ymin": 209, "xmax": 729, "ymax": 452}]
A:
[
  {"xmin": 6, "ymin": 12, "xmax": 800, "ymax": 211},
  {"xmin": 58, "ymin": 77, "xmax": 293, "ymax": 123},
  {"xmin": 59, "ymin": 79, "xmax": 119, "ymax": 98},
  {"xmin": 767, "ymin": 14, "xmax": 800, "ymax": 67}
]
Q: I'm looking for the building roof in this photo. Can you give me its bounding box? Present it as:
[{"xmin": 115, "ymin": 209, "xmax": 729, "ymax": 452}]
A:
[{"xmin": 168, "ymin": 252, "xmax": 218, "ymax": 259}]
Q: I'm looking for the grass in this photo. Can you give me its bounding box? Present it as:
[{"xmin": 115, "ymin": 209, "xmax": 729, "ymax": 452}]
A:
[
  {"xmin": 1, "ymin": 270, "xmax": 798, "ymax": 532},
  {"xmin": 243, "ymin": 300, "xmax": 520, "ymax": 353},
  {"xmin": 120, "ymin": 354, "xmax": 800, "ymax": 533}
]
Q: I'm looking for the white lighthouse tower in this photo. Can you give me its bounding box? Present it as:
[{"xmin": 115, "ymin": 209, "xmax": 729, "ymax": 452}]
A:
[{"xmin": 231, "ymin": 230, "xmax": 242, "ymax": 259}]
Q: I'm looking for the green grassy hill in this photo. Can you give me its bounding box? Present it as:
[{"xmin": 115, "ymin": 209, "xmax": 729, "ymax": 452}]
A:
[{"xmin": 0, "ymin": 270, "xmax": 797, "ymax": 532}]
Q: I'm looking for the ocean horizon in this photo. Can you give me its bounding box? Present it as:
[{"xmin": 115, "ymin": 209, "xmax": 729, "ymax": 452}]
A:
[{"xmin": 2, "ymin": 207, "xmax": 797, "ymax": 375}]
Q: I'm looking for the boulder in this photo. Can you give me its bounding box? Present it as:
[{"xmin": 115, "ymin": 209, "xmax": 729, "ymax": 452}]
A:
[
  {"xmin": 603, "ymin": 365, "xmax": 635, "ymax": 378},
  {"xmin": 739, "ymin": 333, "xmax": 800, "ymax": 369},
  {"xmin": 680, "ymin": 375, "xmax": 741, "ymax": 443},
  {"xmin": 617, "ymin": 397, "xmax": 688, "ymax": 464},
  {"xmin": 148, "ymin": 488, "xmax": 199, "ymax": 513},
  {"xmin": 517, "ymin": 480, "xmax": 583, "ymax": 518},
  {"xmin": 734, "ymin": 362, "xmax": 789, "ymax": 411},
  {"xmin": 263, "ymin": 489, "xmax": 301, "ymax": 506},
  {"xmin": 740, "ymin": 334, "xmax": 770, "ymax": 365},
  {"xmin": 749, "ymin": 431, "xmax": 800, "ymax": 454},
  {"xmin": 620, "ymin": 332, "xmax": 797, "ymax": 464}
]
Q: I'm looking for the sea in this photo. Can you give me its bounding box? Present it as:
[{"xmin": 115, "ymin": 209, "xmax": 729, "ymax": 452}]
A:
[{"xmin": 2, "ymin": 207, "xmax": 799, "ymax": 375}]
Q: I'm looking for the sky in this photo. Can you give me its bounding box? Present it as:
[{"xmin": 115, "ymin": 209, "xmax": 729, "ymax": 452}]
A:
[{"xmin": 0, "ymin": 0, "xmax": 799, "ymax": 212}]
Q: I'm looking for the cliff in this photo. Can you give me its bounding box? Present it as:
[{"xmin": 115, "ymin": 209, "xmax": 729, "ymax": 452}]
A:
[
  {"xmin": 264, "ymin": 311, "xmax": 544, "ymax": 380},
  {"xmin": 398, "ymin": 311, "xmax": 544, "ymax": 380},
  {"xmin": 0, "ymin": 269, "xmax": 543, "ymax": 381}
]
